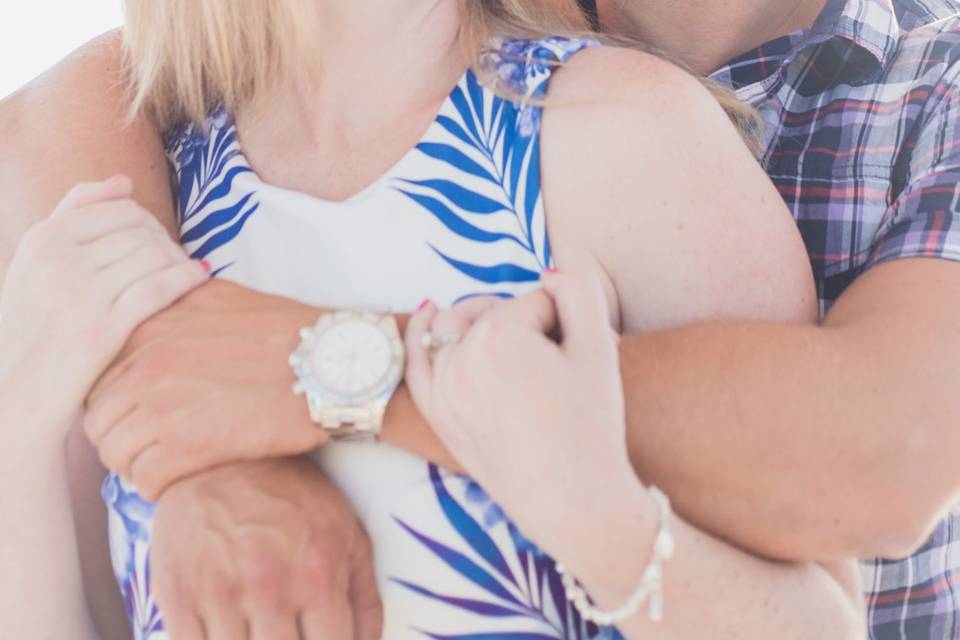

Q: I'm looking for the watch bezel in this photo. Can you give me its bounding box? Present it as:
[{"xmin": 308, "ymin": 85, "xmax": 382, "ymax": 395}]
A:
[{"xmin": 290, "ymin": 311, "xmax": 405, "ymax": 408}]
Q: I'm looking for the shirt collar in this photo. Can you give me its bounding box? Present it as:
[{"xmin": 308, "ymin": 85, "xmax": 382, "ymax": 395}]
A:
[
  {"xmin": 803, "ymin": 0, "xmax": 901, "ymax": 73},
  {"xmin": 713, "ymin": 0, "xmax": 902, "ymax": 91}
]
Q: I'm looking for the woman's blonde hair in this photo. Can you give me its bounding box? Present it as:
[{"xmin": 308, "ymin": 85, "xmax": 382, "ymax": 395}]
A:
[{"xmin": 123, "ymin": 0, "xmax": 760, "ymax": 146}]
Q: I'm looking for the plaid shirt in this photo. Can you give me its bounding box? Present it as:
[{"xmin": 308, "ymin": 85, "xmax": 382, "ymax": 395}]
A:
[{"xmin": 710, "ymin": 1, "xmax": 960, "ymax": 638}]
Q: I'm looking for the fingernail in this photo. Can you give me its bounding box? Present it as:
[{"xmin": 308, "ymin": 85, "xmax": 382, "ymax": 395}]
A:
[
  {"xmin": 544, "ymin": 266, "xmax": 558, "ymax": 274},
  {"xmin": 200, "ymin": 259, "xmax": 212, "ymax": 273},
  {"xmin": 417, "ymin": 298, "xmax": 432, "ymax": 312}
]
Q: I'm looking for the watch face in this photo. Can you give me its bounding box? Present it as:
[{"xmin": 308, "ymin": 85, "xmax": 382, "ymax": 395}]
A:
[{"xmin": 310, "ymin": 319, "xmax": 396, "ymax": 400}]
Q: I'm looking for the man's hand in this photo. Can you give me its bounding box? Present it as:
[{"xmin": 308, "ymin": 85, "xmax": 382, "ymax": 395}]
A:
[
  {"xmin": 151, "ymin": 457, "xmax": 382, "ymax": 640},
  {"xmin": 84, "ymin": 279, "xmax": 325, "ymax": 499}
]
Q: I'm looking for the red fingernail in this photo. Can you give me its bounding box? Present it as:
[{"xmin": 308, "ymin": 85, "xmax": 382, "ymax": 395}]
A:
[
  {"xmin": 200, "ymin": 260, "xmax": 212, "ymax": 273},
  {"xmin": 418, "ymin": 298, "xmax": 432, "ymax": 312},
  {"xmin": 545, "ymin": 266, "xmax": 558, "ymax": 274}
]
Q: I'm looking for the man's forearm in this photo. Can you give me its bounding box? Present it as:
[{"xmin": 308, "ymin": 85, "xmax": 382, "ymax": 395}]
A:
[
  {"xmin": 378, "ymin": 261, "xmax": 960, "ymax": 562},
  {"xmin": 619, "ymin": 322, "xmax": 893, "ymax": 561},
  {"xmin": 617, "ymin": 259, "xmax": 960, "ymax": 561}
]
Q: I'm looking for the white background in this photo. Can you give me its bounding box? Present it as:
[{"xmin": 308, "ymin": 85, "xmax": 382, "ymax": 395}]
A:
[{"xmin": 0, "ymin": 1, "xmax": 123, "ymax": 99}]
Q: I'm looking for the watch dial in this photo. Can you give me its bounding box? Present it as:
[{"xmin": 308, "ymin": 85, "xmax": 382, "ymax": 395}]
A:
[{"xmin": 311, "ymin": 320, "xmax": 393, "ymax": 398}]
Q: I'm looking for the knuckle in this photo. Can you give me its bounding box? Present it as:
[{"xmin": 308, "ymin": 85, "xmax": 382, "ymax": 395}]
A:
[
  {"xmin": 140, "ymin": 244, "xmax": 170, "ymax": 267},
  {"xmin": 137, "ymin": 278, "xmax": 175, "ymax": 307},
  {"xmin": 140, "ymin": 350, "xmax": 174, "ymax": 380},
  {"xmin": 238, "ymin": 550, "xmax": 283, "ymax": 598},
  {"xmin": 470, "ymin": 316, "xmax": 498, "ymax": 350},
  {"xmin": 185, "ymin": 430, "xmax": 213, "ymax": 460},
  {"xmin": 300, "ymin": 544, "xmax": 337, "ymax": 592},
  {"xmin": 199, "ymin": 575, "xmax": 238, "ymax": 603},
  {"xmin": 63, "ymin": 182, "xmax": 93, "ymax": 202},
  {"xmin": 98, "ymin": 445, "xmax": 126, "ymax": 477},
  {"xmin": 133, "ymin": 466, "xmax": 164, "ymax": 500}
]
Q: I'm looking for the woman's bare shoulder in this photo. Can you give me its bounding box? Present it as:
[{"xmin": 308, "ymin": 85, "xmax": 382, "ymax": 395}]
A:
[
  {"xmin": 0, "ymin": 30, "xmax": 175, "ymax": 236},
  {"xmin": 545, "ymin": 44, "xmax": 716, "ymax": 115},
  {"xmin": 541, "ymin": 45, "xmax": 816, "ymax": 331}
]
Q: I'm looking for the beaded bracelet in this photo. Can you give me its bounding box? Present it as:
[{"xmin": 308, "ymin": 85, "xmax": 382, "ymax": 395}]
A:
[{"xmin": 555, "ymin": 486, "xmax": 675, "ymax": 627}]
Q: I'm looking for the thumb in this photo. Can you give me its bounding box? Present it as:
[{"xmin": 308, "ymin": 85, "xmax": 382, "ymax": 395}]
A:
[
  {"xmin": 540, "ymin": 269, "xmax": 617, "ymax": 360},
  {"xmin": 53, "ymin": 175, "xmax": 133, "ymax": 217}
]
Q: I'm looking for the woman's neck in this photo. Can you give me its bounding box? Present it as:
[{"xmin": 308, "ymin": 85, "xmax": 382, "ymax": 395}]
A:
[
  {"xmin": 238, "ymin": 0, "xmax": 469, "ymax": 201},
  {"xmin": 599, "ymin": 0, "xmax": 828, "ymax": 75},
  {"xmin": 247, "ymin": 0, "xmax": 466, "ymax": 145}
]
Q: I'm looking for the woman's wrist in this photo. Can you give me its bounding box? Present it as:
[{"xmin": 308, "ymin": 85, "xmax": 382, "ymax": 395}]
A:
[
  {"xmin": 553, "ymin": 468, "xmax": 662, "ymax": 610},
  {"xmin": 0, "ymin": 349, "xmax": 81, "ymax": 451}
]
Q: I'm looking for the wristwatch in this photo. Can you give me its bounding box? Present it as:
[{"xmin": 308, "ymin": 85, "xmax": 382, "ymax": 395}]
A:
[{"xmin": 289, "ymin": 310, "xmax": 405, "ymax": 439}]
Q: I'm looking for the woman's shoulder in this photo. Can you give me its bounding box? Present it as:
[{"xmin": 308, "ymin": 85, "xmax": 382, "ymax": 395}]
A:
[
  {"xmin": 545, "ymin": 43, "xmax": 713, "ymax": 112},
  {"xmin": 540, "ymin": 43, "xmax": 746, "ymax": 186},
  {"xmin": 538, "ymin": 45, "xmax": 813, "ymax": 332}
]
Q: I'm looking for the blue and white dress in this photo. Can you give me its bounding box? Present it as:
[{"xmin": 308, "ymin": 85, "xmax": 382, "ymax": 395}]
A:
[{"xmin": 103, "ymin": 37, "xmax": 621, "ymax": 639}]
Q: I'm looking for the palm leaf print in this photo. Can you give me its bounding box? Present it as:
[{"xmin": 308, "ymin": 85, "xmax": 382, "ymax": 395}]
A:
[
  {"xmin": 394, "ymin": 466, "xmax": 622, "ymax": 639},
  {"xmin": 396, "ymin": 69, "xmax": 554, "ymax": 286},
  {"xmin": 165, "ymin": 109, "xmax": 259, "ymax": 265}
]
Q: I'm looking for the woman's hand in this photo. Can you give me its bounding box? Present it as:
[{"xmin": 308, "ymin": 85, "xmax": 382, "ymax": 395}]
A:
[
  {"xmin": 405, "ymin": 269, "xmax": 647, "ymax": 565},
  {"xmin": 0, "ymin": 176, "xmax": 209, "ymax": 434}
]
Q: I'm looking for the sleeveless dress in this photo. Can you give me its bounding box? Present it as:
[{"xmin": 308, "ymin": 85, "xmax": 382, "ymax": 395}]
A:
[{"xmin": 102, "ymin": 37, "xmax": 622, "ymax": 640}]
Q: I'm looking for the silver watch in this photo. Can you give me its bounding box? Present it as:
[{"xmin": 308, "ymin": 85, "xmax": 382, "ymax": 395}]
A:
[{"xmin": 289, "ymin": 310, "xmax": 405, "ymax": 439}]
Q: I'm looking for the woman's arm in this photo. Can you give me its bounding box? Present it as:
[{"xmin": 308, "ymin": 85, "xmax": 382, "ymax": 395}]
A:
[
  {"xmin": 403, "ymin": 43, "xmax": 863, "ymax": 637},
  {"xmin": 0, "ymin": 36, "xmax": 183, "ymax": 639},
  {"xmin": 0, "ymin": 389, "xmax": 101, "ymax": 640},
  {"xmin": 405, "ymin": 272, "xmax": 863, "ymax": 639},
  {"xmin": 0, "ymin": 174, "xmax": 206, "ymax": 636},
  {"xmin": 67, "ymin": 420, "xmax": 131, "ymax": 640},
  {"xmin": 536, "ymin": 47, "xmax": 858, "ymax": 637}
]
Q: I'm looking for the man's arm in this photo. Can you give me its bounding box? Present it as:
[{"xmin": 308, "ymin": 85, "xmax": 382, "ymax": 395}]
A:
[
  {"xmin": 0, "ymin": 32, "xmax": 175, "ymax": 275},
  {"xmin": 70, "ymin": 37, "xmax": 958, "ymax": 567},
  {"xmin": 620, "ymin": 258, "xmax": 960, "ymax": 562}
]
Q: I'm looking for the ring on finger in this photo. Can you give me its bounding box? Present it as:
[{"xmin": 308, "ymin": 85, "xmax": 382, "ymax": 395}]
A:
[{"xmin": 421, "ymin": 331, "xmax": 460, "ymax": 352}]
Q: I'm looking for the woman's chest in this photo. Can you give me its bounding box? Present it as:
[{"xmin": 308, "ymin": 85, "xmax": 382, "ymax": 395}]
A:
[{"xmin": 180, "ymin": 162, "xmax": 551, "ymax": 313}]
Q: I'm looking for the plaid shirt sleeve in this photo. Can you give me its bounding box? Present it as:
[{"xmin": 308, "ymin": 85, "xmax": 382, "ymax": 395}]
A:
[{"xmin": 868, "ymin": 63, "xmax": 960, "ymax": 267}]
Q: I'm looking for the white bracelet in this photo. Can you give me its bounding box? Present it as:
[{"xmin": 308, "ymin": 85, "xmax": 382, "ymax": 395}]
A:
[{"xmin": 555, "ymin": 486, "xmax": 675, "ymax": 627}]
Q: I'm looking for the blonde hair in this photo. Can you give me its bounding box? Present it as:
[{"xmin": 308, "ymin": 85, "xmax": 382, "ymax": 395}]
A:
[{"xmin": 123, "ymin": 0, "xmax": 760, "ymax": 146}]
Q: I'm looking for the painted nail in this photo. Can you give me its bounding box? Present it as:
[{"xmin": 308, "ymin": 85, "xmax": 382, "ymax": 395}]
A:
[
  {"xmin": 418, "ymin": 298, "xmax": 432, "ymax": 312},
  {"xmin": 544, "ymin": 266, "xmax": 558, "ymax": 274},
  {"xmin": 200, "ymin": 260, "xmax": 212, "ymax": 273}
]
